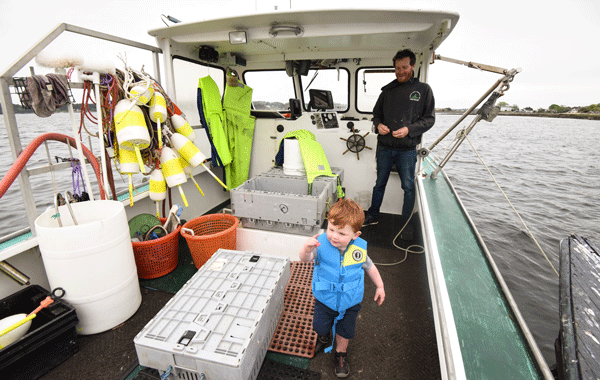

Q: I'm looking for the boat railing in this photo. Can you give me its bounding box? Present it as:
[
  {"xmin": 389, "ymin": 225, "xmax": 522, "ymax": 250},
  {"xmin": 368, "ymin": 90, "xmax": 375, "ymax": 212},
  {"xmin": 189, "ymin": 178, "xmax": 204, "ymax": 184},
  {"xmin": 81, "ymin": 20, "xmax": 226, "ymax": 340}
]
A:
[
  {"xmin": 418, "ymin": 160, "xmax": 554, "ymax": 379},
  {"xmin": 0, "ymin": 23, "xmax": 162, "ymax": 252},
  {"xmin": 445, "ymin": 166, "xmax": 554, "ymax": 379},
  {"xmin": 416, "ymin": 163, "xmax": 466, "ymax": 379}
]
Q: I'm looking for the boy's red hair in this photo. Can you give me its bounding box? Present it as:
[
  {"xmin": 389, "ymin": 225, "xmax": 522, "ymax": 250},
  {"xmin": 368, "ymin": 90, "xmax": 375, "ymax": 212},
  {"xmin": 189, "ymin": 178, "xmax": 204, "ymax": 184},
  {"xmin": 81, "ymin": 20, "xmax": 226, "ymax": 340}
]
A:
[{"xmin": 327, "ymin": 198, "xmax": 364, "ymax": 233}]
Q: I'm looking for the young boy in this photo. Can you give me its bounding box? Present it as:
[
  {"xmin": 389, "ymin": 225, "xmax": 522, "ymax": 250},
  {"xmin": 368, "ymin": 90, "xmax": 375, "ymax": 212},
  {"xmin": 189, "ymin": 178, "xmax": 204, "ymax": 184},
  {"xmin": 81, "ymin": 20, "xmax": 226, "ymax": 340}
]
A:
[{"xmin": 299, "ymin": 198, "xmax": 385, "ymax": 378}]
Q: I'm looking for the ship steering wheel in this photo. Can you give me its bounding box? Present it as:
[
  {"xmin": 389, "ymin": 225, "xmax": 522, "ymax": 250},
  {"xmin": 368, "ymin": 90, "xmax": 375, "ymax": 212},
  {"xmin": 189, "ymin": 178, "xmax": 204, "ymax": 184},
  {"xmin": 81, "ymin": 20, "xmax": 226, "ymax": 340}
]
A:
[{"xmin": 340, "ymin": 122, "xmax": 372, "ymax": 160}]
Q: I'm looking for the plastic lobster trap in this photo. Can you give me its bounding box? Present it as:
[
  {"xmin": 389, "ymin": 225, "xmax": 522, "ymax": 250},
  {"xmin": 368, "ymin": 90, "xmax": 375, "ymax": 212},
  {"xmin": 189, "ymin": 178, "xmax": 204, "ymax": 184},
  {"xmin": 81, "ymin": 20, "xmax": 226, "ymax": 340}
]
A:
[
  {"xmin": 134, "ymin": 249, "xmax": 290, "ymax": 380},
  {"xmin": 230, "ymin": 167, "xmax": 344, "ymax": 235}
]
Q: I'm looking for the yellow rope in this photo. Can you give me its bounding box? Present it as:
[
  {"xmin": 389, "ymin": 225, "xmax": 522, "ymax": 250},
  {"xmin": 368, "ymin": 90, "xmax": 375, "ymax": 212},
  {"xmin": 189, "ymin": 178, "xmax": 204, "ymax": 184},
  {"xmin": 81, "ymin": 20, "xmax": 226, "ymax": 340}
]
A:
[{"xmin": 464, "ymin": 135, "xmax": 559, "ymax": 277}]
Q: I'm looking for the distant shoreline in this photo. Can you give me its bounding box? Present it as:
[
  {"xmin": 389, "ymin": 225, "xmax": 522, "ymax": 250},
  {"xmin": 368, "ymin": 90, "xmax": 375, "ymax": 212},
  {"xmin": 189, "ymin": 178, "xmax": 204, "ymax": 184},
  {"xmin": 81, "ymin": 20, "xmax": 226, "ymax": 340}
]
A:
[
  {"xmin": 438, "ymin": 111, "xmax": 600, "ymax": 121},
  {"xmin": 3, "ymin": 106, "xmax": 599, "ymax": 121},
  {"xmin": 503, "ymin": 112, "xmax": 600, "ymax": 120}
]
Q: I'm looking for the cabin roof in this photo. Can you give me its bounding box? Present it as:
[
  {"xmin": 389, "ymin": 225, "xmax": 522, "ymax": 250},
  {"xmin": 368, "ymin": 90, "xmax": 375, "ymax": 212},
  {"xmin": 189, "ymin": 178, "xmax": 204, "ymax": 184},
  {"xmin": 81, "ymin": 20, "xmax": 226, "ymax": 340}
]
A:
[{"xmin": 147, "ymin": 8, "xmax": 459, "ymax": 62}]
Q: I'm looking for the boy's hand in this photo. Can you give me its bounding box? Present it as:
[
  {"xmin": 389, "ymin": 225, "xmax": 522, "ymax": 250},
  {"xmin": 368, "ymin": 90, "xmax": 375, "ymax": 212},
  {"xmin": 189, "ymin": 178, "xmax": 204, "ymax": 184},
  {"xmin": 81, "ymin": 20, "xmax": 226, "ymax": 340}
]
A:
[
  {"xmin": 374, "ymin": 287, "xmax": 385, "ymax": 306},
  {"xmin": 299, "ymin": 234, "xmax": 320, "ymax": 261},
  {"xmin": 303, "ymin": 234, "xmax": 320, "ymax": 252}
]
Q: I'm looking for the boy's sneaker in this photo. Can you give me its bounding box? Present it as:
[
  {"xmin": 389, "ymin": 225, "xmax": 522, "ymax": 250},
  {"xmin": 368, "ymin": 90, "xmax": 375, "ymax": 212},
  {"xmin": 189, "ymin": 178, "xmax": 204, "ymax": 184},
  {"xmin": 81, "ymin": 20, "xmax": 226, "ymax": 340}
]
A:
[
  {"xmin": 313, "ymin": 333, "xmax": 331, "ymax": 355},
  {"xmin": 334, "ymin": 351, "xmax": 349, "ymax": 378},
  {"xmin": 362, "ymin": 214, "xmax": 379, "ymax": 226}
]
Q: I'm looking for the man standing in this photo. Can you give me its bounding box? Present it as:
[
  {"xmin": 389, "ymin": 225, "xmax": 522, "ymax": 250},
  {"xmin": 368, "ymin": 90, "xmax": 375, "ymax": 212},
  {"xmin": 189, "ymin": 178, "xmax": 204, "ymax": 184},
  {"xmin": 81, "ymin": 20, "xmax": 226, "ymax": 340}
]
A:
[{"xmin": 363, "ymin": 49, "xmax": 435, "ymax": 228}]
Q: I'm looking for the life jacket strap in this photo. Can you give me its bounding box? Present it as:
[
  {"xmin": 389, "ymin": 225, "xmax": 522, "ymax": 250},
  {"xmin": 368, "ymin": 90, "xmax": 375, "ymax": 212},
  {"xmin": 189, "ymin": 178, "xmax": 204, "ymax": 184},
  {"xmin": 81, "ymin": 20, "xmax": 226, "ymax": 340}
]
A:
[
  {"xmin": 325, "ymin": 310, "xmax": 346, "ymax": 354},
  {"xmin": 314, "ymin": 278, "xmax": 361, "ymax": 292}
]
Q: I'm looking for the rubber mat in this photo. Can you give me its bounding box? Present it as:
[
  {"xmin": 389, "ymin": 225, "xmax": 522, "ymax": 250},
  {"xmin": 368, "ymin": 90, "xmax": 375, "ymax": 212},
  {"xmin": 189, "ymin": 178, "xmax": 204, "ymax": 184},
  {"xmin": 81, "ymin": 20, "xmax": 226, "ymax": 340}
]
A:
[
  {"xmin": 269, "ymin": 261, "xmax": 317, "ymax": 358},
  {"xmin": 288, "ymin": 261, "xmax": 314, "ymax": 287},
  {"xmin": 257, "ymin": 358, "xmax": 320, "ymax": 380},
  {"xmin": 270, "ymin": 312, "xmax": 317, "ymax": 358},
  {"xmin": 284, "ymin": 284, "xmax": 315, "ymax": 315},
  {"xmin": 265, "ymin": 351, "xmax": 311, "ymax": 370}
]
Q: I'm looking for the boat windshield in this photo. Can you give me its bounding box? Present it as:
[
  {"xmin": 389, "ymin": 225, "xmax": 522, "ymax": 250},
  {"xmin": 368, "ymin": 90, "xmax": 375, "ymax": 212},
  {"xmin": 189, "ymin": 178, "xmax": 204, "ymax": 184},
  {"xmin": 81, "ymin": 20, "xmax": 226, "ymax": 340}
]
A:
[{"xmin": 244, "ymin": 68, "xmax": 349, "ymax": 112}]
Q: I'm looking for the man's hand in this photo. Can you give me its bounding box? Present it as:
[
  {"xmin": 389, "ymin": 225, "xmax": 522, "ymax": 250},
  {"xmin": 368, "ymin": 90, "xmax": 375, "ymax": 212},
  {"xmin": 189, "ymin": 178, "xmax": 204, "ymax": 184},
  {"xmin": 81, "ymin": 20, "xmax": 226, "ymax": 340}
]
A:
[
  {"xmin": 377, "ymin": 123, "xmax": 390, "ymax": 135},
  {"xmin": 392, "ymin": 126, "xmax": 409, "ymax": 139}
]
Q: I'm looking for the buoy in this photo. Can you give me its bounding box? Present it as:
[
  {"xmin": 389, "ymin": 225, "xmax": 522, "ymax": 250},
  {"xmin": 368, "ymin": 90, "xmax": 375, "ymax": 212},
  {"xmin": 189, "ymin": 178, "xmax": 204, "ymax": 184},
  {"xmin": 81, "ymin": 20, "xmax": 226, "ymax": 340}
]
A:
[
  {"xmin": 171, "ymin": 114, "xmax": 196, "ymax": 141},
  {"xmin": 170, "ymin": 132, "xmax": 228, "ymax": 190},
  {"xmin": 171, "ymin": 133, "xmax": 206, "ymax": 167},
  {"xmin": 118, "ymin": 148, "xmax": 139, "ymax": 207},
  {"xmin": 179, "ymin": 155, "xmax": 204, "ymax": 197},
  {"xmin": 114, "ymin": 99, "xmax": 150, "ymax": 174},
  {"xmin": 149, "ymin": 169, "xmax": 167, "ymax": 217},
  {"xmin": 149, "ymin": 91, "xmax": 167, "ymax": 149},
  {"xmin": 114, "ymin": 84, "xmax": 155, "ymax": 125},
  {"xmin": 129, "ymin": 84, "xmax": 154, "ymax": 105},
  {"xmin": 0, "ymin": 313, "xmax": 33, "ymax": 349},
  {"xmin": 160, "ymin": 147, "xmax": 188, "ymax": 207}
]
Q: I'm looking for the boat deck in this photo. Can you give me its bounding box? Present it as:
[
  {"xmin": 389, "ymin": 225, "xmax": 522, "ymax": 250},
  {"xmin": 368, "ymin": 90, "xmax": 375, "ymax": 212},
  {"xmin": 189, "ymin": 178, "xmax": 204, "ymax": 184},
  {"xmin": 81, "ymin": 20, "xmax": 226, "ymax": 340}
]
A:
[{"xmin": 38, "ymin": 212, "xmax": 440, "ymax": 380}]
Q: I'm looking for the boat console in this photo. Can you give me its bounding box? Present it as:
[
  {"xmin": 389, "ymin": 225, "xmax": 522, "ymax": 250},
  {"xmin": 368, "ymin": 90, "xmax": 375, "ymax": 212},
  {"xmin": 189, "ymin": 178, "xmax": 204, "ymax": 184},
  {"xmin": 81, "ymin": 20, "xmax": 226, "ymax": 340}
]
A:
[{"xmin": 310, "ymin": 112, "xmax": 339, "ymax": 129}]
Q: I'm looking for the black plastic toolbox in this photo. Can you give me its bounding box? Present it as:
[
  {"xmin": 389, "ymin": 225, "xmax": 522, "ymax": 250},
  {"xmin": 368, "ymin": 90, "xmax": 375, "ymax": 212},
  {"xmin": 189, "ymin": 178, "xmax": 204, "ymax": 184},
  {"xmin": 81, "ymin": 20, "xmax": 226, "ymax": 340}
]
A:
[{"xmin": 0, "ymin": 285, "xmax": 79, "ymax": 380}]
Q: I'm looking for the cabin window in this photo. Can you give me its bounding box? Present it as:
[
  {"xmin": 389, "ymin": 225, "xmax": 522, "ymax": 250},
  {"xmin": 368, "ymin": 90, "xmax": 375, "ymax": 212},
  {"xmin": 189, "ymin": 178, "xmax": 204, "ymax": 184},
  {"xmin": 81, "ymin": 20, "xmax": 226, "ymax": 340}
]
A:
[
  {"xmin": 243, "ymin": 70, "xmax": 296, "ymax": 111},
  {"xmin": 172, "ymin": 57, "xmax": 225, "ymax": 127},
  {"xmin": 356, "ymin": 68, "xmax": 395, "ymax": 113},
  {"xmin": 300, "ymin": 68, "xmax": 349, "ymax": 112}
]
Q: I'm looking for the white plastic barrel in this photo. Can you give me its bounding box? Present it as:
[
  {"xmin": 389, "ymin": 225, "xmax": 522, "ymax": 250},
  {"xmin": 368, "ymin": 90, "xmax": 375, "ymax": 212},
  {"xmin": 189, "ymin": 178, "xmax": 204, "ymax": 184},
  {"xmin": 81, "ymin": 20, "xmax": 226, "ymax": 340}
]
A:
[
  {"xmin": 283, "ymin": 139, "xmax": 306, "ymax": 175},
  {"xmin": 34, "ymin": 200, "xmax": 141, "ymax": 335},
  {"xmin": 356, "ymin": 190, "xmax": 372, "ymax": 210}
]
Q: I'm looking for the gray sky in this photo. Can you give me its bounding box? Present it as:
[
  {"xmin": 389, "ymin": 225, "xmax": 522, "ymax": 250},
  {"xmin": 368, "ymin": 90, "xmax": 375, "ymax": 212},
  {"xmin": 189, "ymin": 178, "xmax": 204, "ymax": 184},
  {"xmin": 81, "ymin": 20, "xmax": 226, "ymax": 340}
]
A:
[{"xmin": 1, "ymin": 0, "xmax": 598, "ymax": 109}]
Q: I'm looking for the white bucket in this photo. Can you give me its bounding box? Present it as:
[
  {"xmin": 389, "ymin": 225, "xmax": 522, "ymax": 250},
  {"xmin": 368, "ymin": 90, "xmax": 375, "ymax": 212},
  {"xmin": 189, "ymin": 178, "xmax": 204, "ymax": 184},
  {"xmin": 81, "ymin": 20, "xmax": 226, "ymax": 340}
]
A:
[
  {"xmin": 356, "ymin": 190, "xmax": 372, "ymax": 210},
  {"xmin": 283, "ymin": 138, "xmax": 306, "ymax": 175},
  {"xmin": 34, "ymin": 200, "xmax": 141, "ymax": 335}
]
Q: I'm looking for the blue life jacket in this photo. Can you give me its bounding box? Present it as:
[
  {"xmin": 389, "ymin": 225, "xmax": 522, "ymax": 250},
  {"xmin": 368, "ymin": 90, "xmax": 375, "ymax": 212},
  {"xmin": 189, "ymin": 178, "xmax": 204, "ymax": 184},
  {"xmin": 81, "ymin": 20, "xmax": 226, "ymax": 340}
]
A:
[{"xmin": 312, "ymin": 233, "xmax": 367, "ymax": 351}]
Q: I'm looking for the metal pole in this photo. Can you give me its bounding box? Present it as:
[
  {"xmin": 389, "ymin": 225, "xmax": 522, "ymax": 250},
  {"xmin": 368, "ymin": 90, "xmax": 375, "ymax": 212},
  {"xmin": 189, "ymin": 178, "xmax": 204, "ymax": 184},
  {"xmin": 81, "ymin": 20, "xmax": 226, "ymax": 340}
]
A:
[
  {"xmin": 433, "ymin": 54, "xmax": 509, "ymax": 75},
  {"xmin": 430, "ymin": 114, "xmax": 482, "ymax": 179},
  {"xmin": 423, "ymin": 76, "xmax": 507, "ymax": 155},
  {"xmin": 0, "ymin": 78, "xmax": 38, "ymax": 233},
  {"xmin": 0, "ymin": 260, "xmax": 30, "ymax": 285}
]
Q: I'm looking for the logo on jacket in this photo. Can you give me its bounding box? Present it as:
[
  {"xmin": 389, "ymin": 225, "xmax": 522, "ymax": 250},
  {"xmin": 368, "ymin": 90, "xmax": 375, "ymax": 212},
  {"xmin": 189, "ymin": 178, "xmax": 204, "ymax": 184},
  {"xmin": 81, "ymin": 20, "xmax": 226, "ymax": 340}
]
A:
[
  {"xmin": 352, "ymin": 249, "xmax": 364, "ymax": 262},
  {"xmin": 409, "ymin": 91, "xmax": 421, "ymax": 102},
  {"xmin": 343, "ymin": 244, "xmax": 366, "ymax": 266}
]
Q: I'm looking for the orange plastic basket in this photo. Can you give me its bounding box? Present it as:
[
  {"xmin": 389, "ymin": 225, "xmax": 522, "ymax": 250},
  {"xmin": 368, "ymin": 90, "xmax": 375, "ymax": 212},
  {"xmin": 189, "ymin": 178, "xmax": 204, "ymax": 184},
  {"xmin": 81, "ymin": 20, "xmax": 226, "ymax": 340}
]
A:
[
  {"xmin": 132, "ymin": 218, "xmax": 181, "ymax": 279},
  {"xmin": 181, "ymin": 214, "xmax": 239, "ymax": 268}
]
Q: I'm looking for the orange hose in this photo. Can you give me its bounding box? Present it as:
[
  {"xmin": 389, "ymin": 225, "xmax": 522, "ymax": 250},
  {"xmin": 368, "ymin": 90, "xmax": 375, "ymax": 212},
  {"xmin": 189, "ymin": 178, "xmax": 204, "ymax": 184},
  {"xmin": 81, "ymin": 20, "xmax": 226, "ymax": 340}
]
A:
[{"xmin": 0, "ymin": 133, "xmax": 106, "ymax": 200}]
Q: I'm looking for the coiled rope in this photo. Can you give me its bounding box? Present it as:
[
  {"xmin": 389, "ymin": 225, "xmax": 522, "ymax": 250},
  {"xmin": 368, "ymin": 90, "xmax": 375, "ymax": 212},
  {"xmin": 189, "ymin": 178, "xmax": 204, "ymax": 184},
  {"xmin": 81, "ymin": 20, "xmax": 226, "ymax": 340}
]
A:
[
  {"xmin": 464, "ymin": 134, "xmax": 559, "ymax": 277},
  {"xmin": 375, "ymin": 135, "xmax": 462, "ymax": 266},
  {"xmin": 374, "ymin": 209, "xmax": 424, "ymax": 267}
]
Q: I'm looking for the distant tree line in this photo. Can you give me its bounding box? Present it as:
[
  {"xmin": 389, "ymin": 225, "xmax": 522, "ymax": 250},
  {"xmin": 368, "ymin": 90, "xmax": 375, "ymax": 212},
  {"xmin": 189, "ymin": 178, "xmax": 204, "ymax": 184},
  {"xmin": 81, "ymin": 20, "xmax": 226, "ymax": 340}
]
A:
[
  {"xmin": 438, "ymin": 102, "xmax": 600, "ymax": 115},
  {"xmin": 0, "ymin": 103, "xmax": 95, "ymax": 114}
]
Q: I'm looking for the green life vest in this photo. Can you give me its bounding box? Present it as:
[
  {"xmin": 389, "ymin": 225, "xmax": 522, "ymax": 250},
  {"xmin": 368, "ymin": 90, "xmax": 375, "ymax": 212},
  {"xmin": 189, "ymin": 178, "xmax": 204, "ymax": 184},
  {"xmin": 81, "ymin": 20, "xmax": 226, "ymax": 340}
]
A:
[
  {"xmin": 280, "ymin": 130, "xmax": 344, "ymax": 198},
  {"xmin": 223, "ymin": 81, "xmax": 255, "ymax": 189}
]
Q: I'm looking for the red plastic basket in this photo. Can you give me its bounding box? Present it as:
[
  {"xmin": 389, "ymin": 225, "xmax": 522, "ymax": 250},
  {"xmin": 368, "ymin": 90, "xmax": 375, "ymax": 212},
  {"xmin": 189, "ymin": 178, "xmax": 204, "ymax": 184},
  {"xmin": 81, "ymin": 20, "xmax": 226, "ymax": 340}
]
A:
[
  {"xmin": 181, "ymin": 214, "xmax": 239, "ymax": 268},
  {"xmin": 132, "ymin": 218, "xmax": 180, "ymax": 279}
]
